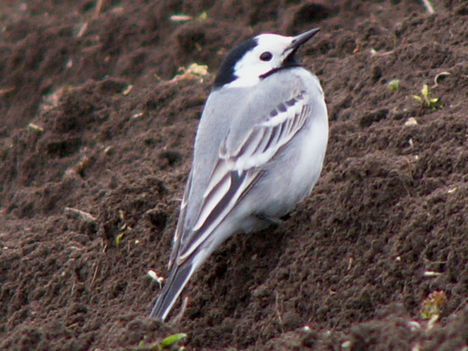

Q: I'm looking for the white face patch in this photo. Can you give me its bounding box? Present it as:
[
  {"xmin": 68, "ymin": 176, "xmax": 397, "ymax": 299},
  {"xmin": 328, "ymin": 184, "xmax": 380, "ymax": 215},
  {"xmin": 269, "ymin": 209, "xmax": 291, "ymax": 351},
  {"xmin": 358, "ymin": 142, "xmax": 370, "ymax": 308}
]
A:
[{"xmin": 227, "ymin": 34, "xmax": 294, "ymax": 88}]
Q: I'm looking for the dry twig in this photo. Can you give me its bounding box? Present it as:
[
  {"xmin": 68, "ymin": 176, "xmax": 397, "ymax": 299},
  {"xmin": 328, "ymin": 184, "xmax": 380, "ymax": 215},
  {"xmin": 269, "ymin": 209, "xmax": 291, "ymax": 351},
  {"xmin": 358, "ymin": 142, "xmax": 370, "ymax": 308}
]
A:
[
  {"xmin": 64, "ymin": 207, "xmax": 97, "ymax": 224},
  {"xmin": 421, "ymin": 0, "xmax": 435, "ymax": 14}
]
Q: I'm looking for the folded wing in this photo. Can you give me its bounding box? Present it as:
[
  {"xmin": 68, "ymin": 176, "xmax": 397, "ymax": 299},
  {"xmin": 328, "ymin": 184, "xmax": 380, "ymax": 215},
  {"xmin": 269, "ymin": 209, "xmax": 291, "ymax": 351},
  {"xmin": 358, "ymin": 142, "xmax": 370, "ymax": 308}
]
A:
[{"xmin": 174, "ymin": 90, "xmax": 309, "ymax": 265}]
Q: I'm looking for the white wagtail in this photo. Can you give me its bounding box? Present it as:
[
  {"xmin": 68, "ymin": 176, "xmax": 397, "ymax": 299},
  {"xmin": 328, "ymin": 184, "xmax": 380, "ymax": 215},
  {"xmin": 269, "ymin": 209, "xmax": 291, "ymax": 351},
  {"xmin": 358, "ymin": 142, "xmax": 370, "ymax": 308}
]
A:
[{"xmin": 150, "ymin": 28, "xmax": 328, "ymax": 321}]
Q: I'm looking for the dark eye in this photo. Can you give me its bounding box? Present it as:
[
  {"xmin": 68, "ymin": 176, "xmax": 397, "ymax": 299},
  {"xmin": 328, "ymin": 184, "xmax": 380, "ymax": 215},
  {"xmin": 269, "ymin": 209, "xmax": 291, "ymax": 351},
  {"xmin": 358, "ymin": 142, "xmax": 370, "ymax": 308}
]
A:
[{"xmin": 260, "ymin": 51, "xmax": 273, "ymax": 61}]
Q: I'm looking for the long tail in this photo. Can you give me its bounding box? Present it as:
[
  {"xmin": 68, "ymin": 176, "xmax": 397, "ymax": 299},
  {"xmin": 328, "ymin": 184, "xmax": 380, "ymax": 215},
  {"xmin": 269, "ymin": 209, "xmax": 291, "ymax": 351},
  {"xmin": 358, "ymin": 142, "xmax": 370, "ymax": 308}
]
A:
[{"xmin": 149, "ymin": 259, "xmax": 195, "ymax": 321}]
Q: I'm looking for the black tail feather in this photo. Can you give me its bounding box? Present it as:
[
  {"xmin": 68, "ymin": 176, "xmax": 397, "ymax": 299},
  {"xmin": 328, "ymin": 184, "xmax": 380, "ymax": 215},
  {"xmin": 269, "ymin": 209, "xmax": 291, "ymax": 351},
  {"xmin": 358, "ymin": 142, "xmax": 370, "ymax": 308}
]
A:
[{"xmin": 149, "ymin": 260, "xmax": 194, "ymax": 321}]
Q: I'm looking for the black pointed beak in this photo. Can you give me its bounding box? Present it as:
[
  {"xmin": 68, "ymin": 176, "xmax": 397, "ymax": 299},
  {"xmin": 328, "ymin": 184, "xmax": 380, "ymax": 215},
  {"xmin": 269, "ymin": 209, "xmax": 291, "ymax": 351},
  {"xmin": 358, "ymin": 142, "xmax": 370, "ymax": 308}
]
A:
[
  {"xmin": 281, "ymin": 28, "xmax": 320, "ymax": 68},
  {"xmin": 289, "ymin": 28, "xmax": 320, "ymax": 51}
]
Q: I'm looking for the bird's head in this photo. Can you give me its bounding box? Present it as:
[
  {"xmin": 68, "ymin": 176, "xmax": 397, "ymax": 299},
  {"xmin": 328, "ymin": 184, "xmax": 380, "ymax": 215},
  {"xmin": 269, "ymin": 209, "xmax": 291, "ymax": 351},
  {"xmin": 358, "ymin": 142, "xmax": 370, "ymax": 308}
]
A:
[{"xmin": 214, "ymin": 28, "xmax": 320, "ymax": 89}]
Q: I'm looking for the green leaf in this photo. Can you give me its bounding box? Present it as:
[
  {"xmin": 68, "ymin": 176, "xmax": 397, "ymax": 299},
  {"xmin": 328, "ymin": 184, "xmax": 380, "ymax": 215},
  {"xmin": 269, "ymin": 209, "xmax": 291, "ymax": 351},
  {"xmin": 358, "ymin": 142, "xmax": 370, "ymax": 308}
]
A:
[
  {"xmin": 387, "ymin": 79, "xmax": 400, "ymax": 91},
  {"xmin": 115, "ymin": 232, "xmax": 125, "ymax": 246},
  {"xmin": 161, "ymin": 333, "xmax": 187, "ymax": 349},
  {"xmin": 196, "ymin": 11, "xmax": 208, "ymax": 22},
  {"xmin": 421, "ymin": 84, "xmax": 429, "ymax": 98},
  {"xmin": 420, "ymin": 290, "xmax": 447, "ymax": 320}
]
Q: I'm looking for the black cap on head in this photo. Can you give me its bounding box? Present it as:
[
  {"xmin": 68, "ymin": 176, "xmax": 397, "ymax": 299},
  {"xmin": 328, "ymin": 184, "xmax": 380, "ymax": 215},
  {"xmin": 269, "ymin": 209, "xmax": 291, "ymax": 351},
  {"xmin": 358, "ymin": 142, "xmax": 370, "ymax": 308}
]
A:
[{"xmin": 213, "ymin": 37, "xmax": 257, "ymax": 88}]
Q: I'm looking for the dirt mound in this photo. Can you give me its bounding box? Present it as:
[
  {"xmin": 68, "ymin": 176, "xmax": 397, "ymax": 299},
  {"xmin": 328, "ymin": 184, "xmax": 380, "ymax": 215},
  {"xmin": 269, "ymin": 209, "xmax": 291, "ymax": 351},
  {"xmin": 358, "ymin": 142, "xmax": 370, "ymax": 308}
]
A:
[{"xmin": 0, "ymin": 0, "xmax": 466, "ymax": 350}]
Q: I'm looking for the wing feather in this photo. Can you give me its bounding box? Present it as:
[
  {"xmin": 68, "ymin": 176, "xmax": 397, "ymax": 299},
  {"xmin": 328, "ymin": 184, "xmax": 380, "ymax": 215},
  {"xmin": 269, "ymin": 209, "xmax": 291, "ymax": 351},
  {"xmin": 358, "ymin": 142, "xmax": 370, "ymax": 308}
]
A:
[
  {"xmin": 168, "ymin": 171, "xmax": 192, "ymax": 269},
  {"xmin": 193, "ymin": 172, "xmax": 231, "ymax": 231}
]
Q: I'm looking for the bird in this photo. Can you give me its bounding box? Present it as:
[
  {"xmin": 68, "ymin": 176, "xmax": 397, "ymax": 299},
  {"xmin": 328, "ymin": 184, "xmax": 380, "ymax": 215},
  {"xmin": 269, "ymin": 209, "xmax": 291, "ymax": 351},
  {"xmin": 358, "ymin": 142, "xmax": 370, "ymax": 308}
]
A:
[{"xmin": 149, "ymin": 28, "xmax": 328, "ymax": 321}]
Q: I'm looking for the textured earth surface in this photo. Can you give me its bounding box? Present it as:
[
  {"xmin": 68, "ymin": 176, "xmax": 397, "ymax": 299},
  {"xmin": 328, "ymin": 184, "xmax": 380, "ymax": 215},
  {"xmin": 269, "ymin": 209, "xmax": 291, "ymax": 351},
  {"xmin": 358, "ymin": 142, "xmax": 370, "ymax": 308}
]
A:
[{"xmin": 0, "ymin": 0, "xmax": 467, "ymax": 350}]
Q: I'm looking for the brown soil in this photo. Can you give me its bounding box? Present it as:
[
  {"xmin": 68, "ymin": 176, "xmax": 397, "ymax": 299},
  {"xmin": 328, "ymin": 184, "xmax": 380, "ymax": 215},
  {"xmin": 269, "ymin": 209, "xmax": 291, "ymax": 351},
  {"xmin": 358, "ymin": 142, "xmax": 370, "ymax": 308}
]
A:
[{"xmin": 0, "ymin": 1, "xmax": 467, "ymax": 350}]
